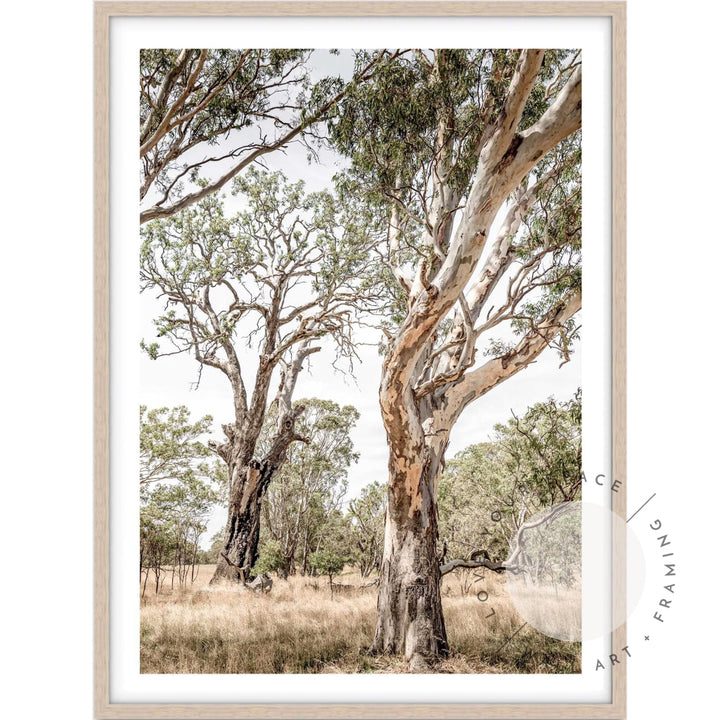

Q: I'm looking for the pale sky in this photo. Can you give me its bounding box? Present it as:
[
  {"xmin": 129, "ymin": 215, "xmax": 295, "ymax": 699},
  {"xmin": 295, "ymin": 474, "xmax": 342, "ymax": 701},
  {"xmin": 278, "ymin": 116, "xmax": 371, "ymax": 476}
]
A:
[{"xmin": 139, "ymin": 50, "xmax": 581, "ymax": 543}]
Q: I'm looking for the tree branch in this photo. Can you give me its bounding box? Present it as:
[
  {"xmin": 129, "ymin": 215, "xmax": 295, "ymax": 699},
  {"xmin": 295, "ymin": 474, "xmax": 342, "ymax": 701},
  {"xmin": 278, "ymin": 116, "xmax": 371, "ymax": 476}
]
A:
[
  {"xmin": 140, "ymin": 49, "xmax": 193, "ymax": 144},
  {"xmin": 140, "ymin": 53, "xmax": 389, "ymax": 223},
  {"xmin": 443, "ymin": 289, "xmax": 581, "ymax": 424},
  {"xmin": 481, "ymin": 50, "xmax": 545, "ymax": 164},
  {"xmin": 276, "ymin": 340, "xmax": 320, "ymax": 418},
  {"xmin": 440, "ymin": 558, "xmax": 513, "ymax": 575},
  {"xmin": 139, "ymin": 50, "xmax": 208, "ymax": 159}
]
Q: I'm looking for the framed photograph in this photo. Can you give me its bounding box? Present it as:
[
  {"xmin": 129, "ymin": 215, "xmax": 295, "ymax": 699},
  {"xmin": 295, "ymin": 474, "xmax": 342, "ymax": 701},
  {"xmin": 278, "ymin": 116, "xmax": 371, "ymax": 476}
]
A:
[{"xmin": 95, "ymin": 2, "xmax": 626, "ymax": 718}]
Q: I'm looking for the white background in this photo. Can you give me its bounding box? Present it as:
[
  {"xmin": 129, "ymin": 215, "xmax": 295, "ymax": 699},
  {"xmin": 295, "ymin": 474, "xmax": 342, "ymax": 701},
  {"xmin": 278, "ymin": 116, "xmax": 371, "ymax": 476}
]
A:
[{"xmin": 0, "ymin": 0, "xmax": 717, "ymax": 718}]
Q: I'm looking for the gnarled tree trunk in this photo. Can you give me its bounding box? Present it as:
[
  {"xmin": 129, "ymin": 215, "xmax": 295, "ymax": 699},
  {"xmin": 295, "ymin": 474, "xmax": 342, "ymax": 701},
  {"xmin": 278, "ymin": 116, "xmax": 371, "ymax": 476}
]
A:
[
  {"xmin": 211, "ymin": 462, "xmax": 271, "ymax": 583},
  {"xmin": 210, "ymin": 405, "xmax": 307, "ymax": 584}
]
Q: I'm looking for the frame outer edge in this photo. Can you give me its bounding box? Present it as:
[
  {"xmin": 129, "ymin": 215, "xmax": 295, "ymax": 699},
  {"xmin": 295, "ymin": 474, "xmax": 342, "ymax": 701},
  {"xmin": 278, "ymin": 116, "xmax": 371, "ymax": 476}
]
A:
[
  {"xmin": 610, "ymin": 1, "xmax": 628, "ymax": 719},
  {"xmin": 94, "ymin": 2, "xmax": 628, "ymax": 718},
  {"xmin": 94, "ymin": 1, "xmax": 111, "ymax": 717},
  {"xmin": 95, "ymin": 1, "xmax": 627, "ymax": 18}
]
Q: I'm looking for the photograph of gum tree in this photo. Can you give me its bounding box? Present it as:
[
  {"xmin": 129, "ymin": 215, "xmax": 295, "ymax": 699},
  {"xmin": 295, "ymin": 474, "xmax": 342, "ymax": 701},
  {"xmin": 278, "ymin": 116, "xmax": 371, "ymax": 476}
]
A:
[{"xmin": 138, "ymin": 48, "xmax": 582, "ymax": 674}]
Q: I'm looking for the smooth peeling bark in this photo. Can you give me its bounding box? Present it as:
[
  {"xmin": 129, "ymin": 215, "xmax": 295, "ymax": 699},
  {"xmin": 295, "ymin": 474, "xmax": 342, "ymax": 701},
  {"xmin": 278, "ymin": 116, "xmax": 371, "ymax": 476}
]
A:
[
  {"xmin": 372, "ymin": 452, "xmax": 448, "ymax": 670},
  {"xmin": 372, "ymin": 293, "xmax": 580, "ymax": 664},
  {"xmin": 372, "ymin": 389, "xmax": 451, "ymax": 669}
]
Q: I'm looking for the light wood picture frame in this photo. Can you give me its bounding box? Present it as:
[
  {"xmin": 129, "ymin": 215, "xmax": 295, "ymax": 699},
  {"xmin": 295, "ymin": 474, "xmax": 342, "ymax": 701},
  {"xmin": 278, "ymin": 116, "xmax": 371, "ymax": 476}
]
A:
[{"xmin": 94, "ymin": 2, "xmax": 626, "ymax": 717}]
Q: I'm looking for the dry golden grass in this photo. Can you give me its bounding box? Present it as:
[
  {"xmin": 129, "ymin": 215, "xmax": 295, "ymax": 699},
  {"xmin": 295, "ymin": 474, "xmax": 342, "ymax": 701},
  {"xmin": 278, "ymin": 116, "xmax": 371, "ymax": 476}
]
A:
[{"xmin": 140, "ymin": 565, "xmax": 580, "ymax": 674}]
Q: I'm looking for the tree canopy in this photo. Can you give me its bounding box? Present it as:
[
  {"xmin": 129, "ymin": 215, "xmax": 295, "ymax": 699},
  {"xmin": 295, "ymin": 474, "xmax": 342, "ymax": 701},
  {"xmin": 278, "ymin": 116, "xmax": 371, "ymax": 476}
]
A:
[
  {"xmin": 331, "ymin": 49, "xmax": 581, "ymax": 410},
  {"xmin": 140, "ymin": 49, "xmax": 393, "ymax": 223},
  {"xmin": 141, "ymin": 167, "xmax": 386, "ymax": 409}
]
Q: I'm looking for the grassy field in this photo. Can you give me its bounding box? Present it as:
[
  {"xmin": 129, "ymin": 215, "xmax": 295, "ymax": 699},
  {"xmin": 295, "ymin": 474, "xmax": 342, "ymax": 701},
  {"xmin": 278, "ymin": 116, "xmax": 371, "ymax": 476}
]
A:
[{"xmin": 140, "ymin": 565, "xmax": 580, "ymax": 674}]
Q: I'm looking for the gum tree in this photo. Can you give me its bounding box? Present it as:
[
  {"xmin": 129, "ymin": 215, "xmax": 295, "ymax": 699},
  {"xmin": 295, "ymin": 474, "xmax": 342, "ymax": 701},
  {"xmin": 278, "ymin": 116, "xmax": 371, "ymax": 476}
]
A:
[
  {"xmin": 332, "ymin": 49, "xmax": 582, "ymax": 668},
  {"xmin": 140, "ymin": 169, "xmax": 384, "ymax": 583}
]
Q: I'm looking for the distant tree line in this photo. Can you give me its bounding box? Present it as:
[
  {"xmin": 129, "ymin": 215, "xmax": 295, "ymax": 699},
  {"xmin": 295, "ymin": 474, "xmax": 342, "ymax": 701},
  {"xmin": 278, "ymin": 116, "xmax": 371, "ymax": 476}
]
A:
[
  {"xmin": 139, "ymin": 406, "xmax": 226, "ymax": 596},
  {"xmin": 139, "ymin": 400, "xmax": 388, "ymax": 594},
  {"xmin": 140, "ymin": 389, "xmax": 580, "ymax": 596},
  {"xmin": 437, "ymin": 389, "xmax": 582, "ymax": 589}
]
